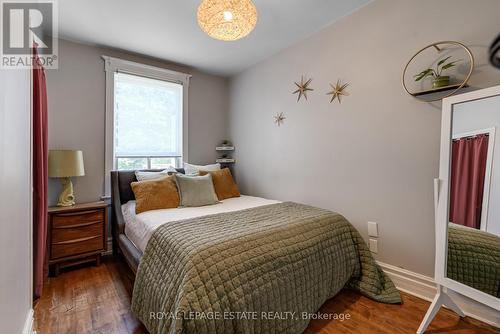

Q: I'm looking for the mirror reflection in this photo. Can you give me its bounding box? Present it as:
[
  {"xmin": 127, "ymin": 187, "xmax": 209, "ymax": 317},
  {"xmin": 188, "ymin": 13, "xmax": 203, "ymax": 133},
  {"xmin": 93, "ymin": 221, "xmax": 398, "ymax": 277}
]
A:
[{"xmin": 447, "ymin": 94, "xmax": 500, "ymax": 298}]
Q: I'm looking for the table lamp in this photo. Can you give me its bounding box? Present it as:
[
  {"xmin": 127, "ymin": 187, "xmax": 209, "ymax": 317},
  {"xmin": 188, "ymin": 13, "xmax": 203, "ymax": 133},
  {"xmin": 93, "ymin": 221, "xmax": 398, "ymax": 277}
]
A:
[{"xmin": 48, "ymin": 150, "xmax": 85, "ymax": 207}]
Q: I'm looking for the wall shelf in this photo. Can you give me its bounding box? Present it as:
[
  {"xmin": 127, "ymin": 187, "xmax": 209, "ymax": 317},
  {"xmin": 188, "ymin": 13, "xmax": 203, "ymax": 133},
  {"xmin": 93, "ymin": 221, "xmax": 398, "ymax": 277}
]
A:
[
  {"xmin": 216, "ymin": 158, "xmax": 235, "ymax": 163},
  {"xmin": 216, "ymin": 143, "xmax": 234, "ymax": 164},
  {"xmin": 216, "ymin": 146, "xmax": 235, "ymax": 151},
  {"xmin": 411, "ymin": 83, "xmax": 469, "ymax": 97}
]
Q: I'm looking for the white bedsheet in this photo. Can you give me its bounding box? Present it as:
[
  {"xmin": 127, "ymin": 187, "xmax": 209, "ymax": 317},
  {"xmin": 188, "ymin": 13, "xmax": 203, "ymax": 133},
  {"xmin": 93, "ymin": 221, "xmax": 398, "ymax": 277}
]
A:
[{"xmin": 122, "ymin": 195, "xmax": 281, "ymax": 252}]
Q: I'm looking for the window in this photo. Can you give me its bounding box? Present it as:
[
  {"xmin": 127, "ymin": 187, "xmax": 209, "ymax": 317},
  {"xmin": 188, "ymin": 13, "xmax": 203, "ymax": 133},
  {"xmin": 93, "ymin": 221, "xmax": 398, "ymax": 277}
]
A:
[
  {"xmin": 103, "ymin": 56, "xmax": 190, "ymax": 197},
  {"xmin": 114, "ymin": 73, "xmax": 183, "ymax": 170}
]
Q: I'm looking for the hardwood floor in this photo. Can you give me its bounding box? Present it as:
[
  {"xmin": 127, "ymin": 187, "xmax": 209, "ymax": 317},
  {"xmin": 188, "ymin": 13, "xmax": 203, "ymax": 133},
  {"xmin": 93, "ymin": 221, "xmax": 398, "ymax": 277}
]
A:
[{"xmin": 34, "ymin": 257, "xmax": 500, "ymax": 334}]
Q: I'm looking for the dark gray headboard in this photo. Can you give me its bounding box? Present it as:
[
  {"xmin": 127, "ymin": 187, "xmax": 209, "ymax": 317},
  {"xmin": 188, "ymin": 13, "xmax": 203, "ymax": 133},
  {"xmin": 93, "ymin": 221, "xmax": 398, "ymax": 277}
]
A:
[
  {"xmin": 110, "ymin": 168, "xmax": 184, "ymax": 253},
  {"xmin": 111, "ymin": 168, "xmax": 185, "ymax": 204}
]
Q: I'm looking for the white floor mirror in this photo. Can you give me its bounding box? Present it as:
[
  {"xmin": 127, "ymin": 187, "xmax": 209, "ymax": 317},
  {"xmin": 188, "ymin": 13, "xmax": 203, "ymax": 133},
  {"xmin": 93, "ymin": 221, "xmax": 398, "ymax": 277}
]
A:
[{"xmin": 418, "ymin": 85, "xmax": 500, "ymax": 333}]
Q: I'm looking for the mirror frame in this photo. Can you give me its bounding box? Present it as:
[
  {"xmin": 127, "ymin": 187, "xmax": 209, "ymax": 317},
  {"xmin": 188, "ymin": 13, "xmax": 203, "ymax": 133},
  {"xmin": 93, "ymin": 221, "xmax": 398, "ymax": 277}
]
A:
[{"xmin": 436, "ymin": 84, "xmax": 500, "ymax": 311}]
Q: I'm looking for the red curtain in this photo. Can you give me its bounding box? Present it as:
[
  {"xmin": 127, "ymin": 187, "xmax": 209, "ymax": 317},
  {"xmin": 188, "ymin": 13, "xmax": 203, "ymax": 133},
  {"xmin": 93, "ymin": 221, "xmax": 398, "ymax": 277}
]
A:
[
  {"xmin": 449, "ymin": 134, "xmax": 489, "ymax": 229},
  {"xmin": 32, "ymin": 44, "xmax": 49, "ymax": 300}
]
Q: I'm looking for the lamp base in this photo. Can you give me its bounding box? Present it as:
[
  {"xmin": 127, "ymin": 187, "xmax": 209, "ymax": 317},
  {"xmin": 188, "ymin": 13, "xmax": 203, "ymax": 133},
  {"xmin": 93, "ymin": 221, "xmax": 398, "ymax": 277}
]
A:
[{"xmin": 57, "ymin": 177, "xmax": 76, "ymax": 207}]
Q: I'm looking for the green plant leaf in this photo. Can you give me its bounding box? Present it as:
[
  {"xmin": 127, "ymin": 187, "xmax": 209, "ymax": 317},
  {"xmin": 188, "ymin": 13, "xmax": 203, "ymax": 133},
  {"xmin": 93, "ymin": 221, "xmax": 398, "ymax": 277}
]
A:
[
  {"xmin": 414, "ymin": 69, "xmax": 434, "ymax": 81},
  {"xmin": 414, "ymin": 74, "xmax": 425, "ymax": 81},
  {"xmin": 414, "ymin": 69, "xmax": 431, "ymax": 78},
  {"xmin": 437, "ymin": 56, "xmax": 452, "ymax": 67},
  {"xmin": 441, "ymin": 60, "xmax": 461, "ymax": 71},
  {"xmin": 441, "ymin": 63, "xmax": 456, "ymax": 71}
]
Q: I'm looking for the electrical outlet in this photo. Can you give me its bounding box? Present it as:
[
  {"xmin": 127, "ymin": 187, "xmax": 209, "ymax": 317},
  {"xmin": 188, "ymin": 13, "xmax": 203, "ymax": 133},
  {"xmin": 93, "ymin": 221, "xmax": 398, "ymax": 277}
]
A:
[
  {"xmin": 368, "ymin": 221, "xmax": 378, "ymax": 237},
  {"xmin": 369, "ymin": 239, "xmax": 378, "ymax": 253}
]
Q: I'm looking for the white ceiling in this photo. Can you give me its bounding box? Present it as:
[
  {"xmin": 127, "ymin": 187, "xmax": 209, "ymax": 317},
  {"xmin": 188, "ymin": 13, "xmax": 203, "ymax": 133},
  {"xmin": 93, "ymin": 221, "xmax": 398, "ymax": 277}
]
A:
[{"xmin": 58, "ymin": 0, "xmax": 371, "ymax": 76}]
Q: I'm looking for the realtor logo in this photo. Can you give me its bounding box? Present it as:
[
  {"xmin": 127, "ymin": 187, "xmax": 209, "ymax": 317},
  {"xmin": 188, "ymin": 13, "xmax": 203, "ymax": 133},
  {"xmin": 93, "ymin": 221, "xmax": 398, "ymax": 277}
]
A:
[{"xmin": 1, "ymin": 0, "xmax": 58, "ymax": 69}]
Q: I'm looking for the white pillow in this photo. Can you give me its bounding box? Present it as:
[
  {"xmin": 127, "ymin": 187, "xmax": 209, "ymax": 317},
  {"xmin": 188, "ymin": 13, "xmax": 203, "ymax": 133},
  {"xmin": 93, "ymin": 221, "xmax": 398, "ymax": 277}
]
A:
[
  {"xmin": 135, "ymin": 166, "xmax": 178, "ymax": 181},
  {"xmin": 183, "ymin": 162, "xmax": 221, "ymax": 175}
]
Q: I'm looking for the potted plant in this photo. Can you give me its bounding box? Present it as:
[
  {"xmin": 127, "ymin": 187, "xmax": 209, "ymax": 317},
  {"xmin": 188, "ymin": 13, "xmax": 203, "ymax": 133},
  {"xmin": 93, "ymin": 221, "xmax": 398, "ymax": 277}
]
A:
[{"xmin": 414, "ymin": 56, "xmax": 461, "ymax": 89}]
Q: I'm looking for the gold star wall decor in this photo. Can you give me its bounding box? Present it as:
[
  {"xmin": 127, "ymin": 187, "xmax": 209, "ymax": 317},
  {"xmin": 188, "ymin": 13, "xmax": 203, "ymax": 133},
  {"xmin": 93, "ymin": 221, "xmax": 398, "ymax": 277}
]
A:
[
  {"xmin": 274, "ymin": 112, "xmax": 286, "ymax": 126},
  {"xmin": 292, "ymin": 76, "xmax": 314, "ymax": 101},
  {"xmin": 327, "ymin": 79, "xmax": 349, "ymax": 103}
]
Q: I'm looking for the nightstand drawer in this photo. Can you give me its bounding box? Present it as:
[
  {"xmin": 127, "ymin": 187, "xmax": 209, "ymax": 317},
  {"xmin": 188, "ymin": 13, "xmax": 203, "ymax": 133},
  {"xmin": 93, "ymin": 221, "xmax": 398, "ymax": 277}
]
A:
[
  {"xmin": 51, "ymin": 235, "xmax": 103, "ymax": 259},
  {"xmin": 48, "ymin": 202, "xmax": 108, "ymax": 276},
  {"xmin": 52, "ymin": 209, "xmax": 103, "ymax": 228},
  {"xmin": 52, "ymin": 221, "xmax": 103, "ymax": 243}
]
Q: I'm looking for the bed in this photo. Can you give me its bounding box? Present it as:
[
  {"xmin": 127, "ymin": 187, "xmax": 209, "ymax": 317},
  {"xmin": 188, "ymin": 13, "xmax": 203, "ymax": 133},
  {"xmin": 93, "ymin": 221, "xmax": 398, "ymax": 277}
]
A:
[
  {"xmin": 111, "ymin": 169, "xmax": 279, "ymax": 271},
  {"xmin": 111, "ymin": 169, "xmax": 172, "ymax": 272},
  {"xmin": 110, "ymin": 169, "xmax": 401, "ymax": 334},
  {"xmin": 447, "ymin": 223, "xmax": 500, "ymax": 297}
]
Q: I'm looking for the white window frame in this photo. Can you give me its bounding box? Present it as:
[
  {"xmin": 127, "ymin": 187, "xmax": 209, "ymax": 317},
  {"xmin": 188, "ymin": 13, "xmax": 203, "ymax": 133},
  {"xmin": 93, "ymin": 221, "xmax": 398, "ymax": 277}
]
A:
[
  {"xmin": 102, "ymin": 56, "xmax": 191, "ymax": 197},
  {"xmin": 114, "ymin": 156, "xmax": 183, "ymax": 170}
]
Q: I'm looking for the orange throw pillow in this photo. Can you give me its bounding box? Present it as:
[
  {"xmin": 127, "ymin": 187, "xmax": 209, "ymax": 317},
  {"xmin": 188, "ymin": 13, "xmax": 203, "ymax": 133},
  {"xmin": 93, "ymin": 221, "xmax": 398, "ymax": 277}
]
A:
[
  {"xmin": 200, "ymin": 168, "xmax": 240, "ymax": 200},
  {"xmin": 131, "ymin": 176, "xmax": 180, "ymax": 214}
]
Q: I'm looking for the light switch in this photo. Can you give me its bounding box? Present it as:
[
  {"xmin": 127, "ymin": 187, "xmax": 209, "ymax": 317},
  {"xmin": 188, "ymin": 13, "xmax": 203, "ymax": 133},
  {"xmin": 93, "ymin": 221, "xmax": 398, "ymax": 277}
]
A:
[
  {"xmin": 368, "ymin": 221, "xmax": 378, "ymax": 237},
  {"xmin": 369, "ymin": 239, "xmax": 378, "ymax": 253}
]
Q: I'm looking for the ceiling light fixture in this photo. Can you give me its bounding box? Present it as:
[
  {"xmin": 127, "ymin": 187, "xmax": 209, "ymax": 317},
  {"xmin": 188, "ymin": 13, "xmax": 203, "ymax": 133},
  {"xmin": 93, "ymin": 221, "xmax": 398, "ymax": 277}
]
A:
[
  {"xmin": 197, "ymin": 0, "xmax": 258, "ymax": 41},
  {"xmin": 223, "ymin": 11, "xmax": 233, "ymax": 21}
]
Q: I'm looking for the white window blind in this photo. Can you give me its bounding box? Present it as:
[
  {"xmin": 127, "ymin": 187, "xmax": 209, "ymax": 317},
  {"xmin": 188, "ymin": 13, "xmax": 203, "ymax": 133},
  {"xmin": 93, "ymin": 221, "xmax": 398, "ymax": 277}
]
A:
[{"xmin": 113, "ymin": 72, "xmax": 183, "ymax": 169}]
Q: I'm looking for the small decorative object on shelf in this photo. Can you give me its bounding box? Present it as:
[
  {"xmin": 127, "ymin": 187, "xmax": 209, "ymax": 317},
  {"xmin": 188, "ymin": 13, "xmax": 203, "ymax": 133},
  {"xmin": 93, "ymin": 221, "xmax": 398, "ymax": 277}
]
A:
[
  {"xmin": 216, "ymin": 141, "xmax": 234, "ymax": 151},
  {"xmin": 414, "ymin": 56, "xmax": 461, "ymax": 89},
  {"xmin": 292, "ymin": 75, "xmax": 313, "ymax": 101},
  {"xmin": 327, "ymin": 79, "xmax": 350, "ymax": 104},
  {"xmin": 216, "ymin": 140, "xmax": 235, "ymax": 164},
  {"xmin": 216, "ymin": 140, "xmax": 234, "ymax": 150}
]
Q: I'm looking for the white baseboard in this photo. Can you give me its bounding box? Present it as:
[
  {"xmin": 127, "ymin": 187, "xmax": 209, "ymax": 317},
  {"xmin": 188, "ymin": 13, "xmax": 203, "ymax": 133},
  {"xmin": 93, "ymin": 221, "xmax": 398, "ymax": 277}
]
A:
[
  {"xmin": 377, "ymin": 261, "xmax": 500, "ymax": 328},
  {"xmin": 22, "ymin": 309, "xmax": 34, "ymax": 334},
  {"xmin": 378, "ymin": 261, "xmax": 436, "ymax": 301}
]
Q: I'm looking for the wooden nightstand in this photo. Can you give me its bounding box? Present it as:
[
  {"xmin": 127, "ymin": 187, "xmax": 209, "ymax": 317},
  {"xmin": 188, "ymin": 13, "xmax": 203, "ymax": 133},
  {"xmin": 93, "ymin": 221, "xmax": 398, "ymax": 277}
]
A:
[{"xmin": 48, "ymin": 201, "xmax": 108, "ymax": 276}]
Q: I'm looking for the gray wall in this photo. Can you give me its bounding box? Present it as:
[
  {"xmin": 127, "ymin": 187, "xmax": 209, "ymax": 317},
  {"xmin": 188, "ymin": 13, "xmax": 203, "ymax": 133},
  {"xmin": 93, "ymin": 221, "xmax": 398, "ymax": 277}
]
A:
[
  {"xmin": 228, "ymin": 0, "xmax": 500, "ymax": 276},
  {"xmin": 453, "ymin": 95, "xmax": 500, "ymax": 237},
  {"xmin": 0, "ymin": 70, "xmax": 32, "ymax": 331},
  {"xmin": 47, "ymin": 39, "xmax": 229, "ymax": 205}
]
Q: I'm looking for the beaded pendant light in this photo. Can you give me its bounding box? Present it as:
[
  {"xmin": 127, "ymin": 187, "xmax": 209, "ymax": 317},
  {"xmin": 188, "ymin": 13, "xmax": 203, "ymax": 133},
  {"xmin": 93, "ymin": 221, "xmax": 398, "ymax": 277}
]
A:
[{"xmin": 197, "ymin": 0, "xmax": 258, "ymax": 41}]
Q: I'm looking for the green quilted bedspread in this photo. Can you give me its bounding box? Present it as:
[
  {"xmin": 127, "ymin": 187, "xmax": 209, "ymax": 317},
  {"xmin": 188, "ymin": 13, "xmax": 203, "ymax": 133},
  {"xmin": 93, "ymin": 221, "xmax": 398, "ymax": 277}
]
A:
[
  {"xmin": 132, "ymin": 202, "xmax": 401, "ymax": 334},
  {"xmin": 447, "ymin": 224, "xmax": 500, "ymax": 297}
]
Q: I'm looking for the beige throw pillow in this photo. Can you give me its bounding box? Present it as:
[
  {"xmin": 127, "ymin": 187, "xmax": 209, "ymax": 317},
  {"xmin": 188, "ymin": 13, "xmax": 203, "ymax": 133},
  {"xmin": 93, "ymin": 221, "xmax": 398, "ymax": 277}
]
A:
[
  {"xmin": 174, "ymin": 173, "xmax": 219, "ymax": 207},
  {"xmin": 183, "ymin": 162, "xmax": 221, "ymax": 175}
]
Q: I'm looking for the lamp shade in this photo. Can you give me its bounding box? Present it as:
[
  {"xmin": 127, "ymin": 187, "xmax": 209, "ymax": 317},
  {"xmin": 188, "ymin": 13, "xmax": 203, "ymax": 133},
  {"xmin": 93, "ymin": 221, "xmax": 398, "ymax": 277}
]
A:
[
  {"xmin": 48, "ymin": 150, "xmax": 85, "ymax": 178},
  {"xmin": 197, "ymin": 0, "xmax": 257, "ymax": 41}
]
